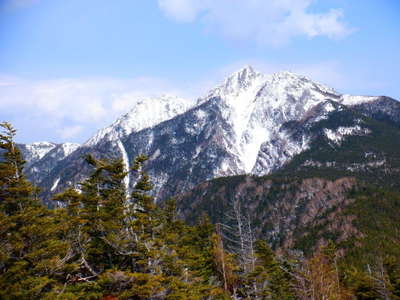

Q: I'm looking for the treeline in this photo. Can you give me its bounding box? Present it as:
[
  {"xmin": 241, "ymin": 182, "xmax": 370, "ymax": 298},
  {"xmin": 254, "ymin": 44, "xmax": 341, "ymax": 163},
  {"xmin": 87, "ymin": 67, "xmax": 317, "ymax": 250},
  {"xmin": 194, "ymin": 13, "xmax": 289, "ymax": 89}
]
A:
[{"xmin": 1, "ymin": 122, "xmax": 399, "ymax": 300}]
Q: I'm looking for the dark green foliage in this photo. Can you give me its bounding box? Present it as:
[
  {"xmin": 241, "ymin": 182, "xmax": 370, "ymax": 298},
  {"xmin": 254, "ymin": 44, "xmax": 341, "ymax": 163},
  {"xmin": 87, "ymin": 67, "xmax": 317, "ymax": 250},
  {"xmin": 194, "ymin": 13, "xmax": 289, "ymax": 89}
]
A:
[
  {"xmin": 0, "ymin": 122, "xmax": 73, "ymax": 299},
  {"xmin": 0, "ymin": 122, "xmax": 39, "ymax": 214},
  {"xmin": 2, "ymin": 122, "xmax": 400, "ymax": 299},
  {"xmin": 342, "ymin": 187, "xmax": 400, "ymax": 267},
  {"xmin": 345, "ymin": 256, "xmax": 400, "ymax": 300},
  {"xmin": 240, "ymin": 240, "xmax": 295, "ymax": 299},
  {"xmin": 279, "ymin": 107, "xmax": 400, "ymax": 190},
  {"xmin": 52, "ymin": 153, "xmax": 225, "ymax": 298}
]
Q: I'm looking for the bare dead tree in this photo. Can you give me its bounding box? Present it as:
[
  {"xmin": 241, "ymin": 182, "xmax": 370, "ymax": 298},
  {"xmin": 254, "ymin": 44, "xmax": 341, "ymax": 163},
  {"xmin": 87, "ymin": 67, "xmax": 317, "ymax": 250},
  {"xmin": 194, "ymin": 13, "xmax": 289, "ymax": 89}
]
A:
[
  {"xmin": 220, "ymin": 198, "xmax": 257, "ymax": 274},
  {"xmin": 369, "ymin": 258, "xmax": 395, "ymax": 300}
]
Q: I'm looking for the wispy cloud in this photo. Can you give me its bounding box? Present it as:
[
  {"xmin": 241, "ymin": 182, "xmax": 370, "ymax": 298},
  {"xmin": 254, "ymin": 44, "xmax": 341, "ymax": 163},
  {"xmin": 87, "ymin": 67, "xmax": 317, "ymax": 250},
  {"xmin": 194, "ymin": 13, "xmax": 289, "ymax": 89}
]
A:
[
  {"xmin": 158, "ymin": 0, "xmax": 354, "ymax": 45},
  {"xmin": 58, "ymin": 125, "xmax": 83, "ymax": 140}
]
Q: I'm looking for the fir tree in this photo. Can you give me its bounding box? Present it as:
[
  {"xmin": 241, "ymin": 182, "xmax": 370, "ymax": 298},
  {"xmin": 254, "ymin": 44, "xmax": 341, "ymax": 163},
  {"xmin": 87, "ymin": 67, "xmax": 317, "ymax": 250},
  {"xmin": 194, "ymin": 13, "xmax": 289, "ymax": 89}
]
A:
[
  {"xmin": 241, "ymin": 240, "xmax": 295, "ymax": 299},
  {"xmin": 0, "ymin": 122, "xmax": 72, "ymax": 300}
]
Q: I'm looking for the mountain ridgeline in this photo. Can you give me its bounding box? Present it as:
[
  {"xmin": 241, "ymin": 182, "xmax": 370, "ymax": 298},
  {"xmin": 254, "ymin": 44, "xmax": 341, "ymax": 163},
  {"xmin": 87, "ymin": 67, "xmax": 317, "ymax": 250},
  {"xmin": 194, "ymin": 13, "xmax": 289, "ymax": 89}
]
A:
[
  {"xmin": 19, "ymin": 66, "xmax": 400, "ymax": 255},
  {"xmin": 20, "ymin": 67, "xmax": 400, "ymax": 202},
  {"xmin": 5, "ymin": 66, "xmax": 400, "ymax": 299}
]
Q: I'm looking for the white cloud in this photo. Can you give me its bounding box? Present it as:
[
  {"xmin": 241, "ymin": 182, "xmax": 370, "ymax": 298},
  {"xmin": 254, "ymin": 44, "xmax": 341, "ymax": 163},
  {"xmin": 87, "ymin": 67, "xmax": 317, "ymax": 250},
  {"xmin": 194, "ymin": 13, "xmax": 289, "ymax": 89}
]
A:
[
  {"xmin": 158, "ymin": 0, "xmax": 203, "ymax": 22},
  {"xmin": 58, "ymin": 125, "xmax": 83, "ymax": 139},
  {"xmin": 158, "ymin": 0, "xmax": 353, "ymax": 45}
]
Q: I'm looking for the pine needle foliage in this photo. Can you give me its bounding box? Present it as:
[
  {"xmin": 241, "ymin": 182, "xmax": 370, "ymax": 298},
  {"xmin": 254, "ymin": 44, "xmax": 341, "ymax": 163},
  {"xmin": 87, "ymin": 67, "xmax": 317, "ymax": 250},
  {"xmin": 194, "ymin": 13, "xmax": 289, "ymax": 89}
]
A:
[{"xmin": 1, "ymin": 122, "xmax": 400, "ymax": 299}]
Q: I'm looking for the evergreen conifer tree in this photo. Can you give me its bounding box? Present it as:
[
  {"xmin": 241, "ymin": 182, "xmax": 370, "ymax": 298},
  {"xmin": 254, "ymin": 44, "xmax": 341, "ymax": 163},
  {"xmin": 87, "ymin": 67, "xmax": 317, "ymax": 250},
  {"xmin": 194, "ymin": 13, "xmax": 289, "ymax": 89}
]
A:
[{"xmin": 0, "ymin": 122, "xmax": 72, "ymax": 300}]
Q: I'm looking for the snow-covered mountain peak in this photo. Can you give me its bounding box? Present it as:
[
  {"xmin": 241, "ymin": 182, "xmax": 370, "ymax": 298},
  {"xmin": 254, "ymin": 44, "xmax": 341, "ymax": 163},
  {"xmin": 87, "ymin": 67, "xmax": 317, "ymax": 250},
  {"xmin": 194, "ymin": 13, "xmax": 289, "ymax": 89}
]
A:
[
  {"xmin": 85, "ymin": 94, "xmax": 195, "ymax": 146},
  {"xmin": 193, "ymin": 67, "xmax": 347, "ymax": 176},
  {"xmin": 270, "ymin": 69, "xmax": 308, "ymax": 78},
  {"xmin": 270, "ymin": 70, "xmax": 300, "ymax": 79},
  {"xmin": 200, "ymin": 67, "xmax": 341, "ymax": 107},
  {"xmin": 26, "ymin": 65, "xmax": 398, "ymax": 203},
  {"xmin": 266, "ymin": 70, "xmax": 337, "ymax": 95},
  {"xmin": 200, "ymin": 66, "xmax": 265, "ymax": 105},
  {"xmin": 230, "ymin": 65, "xmax": 259, "ymax": 82},
  {"xmin": 225, "ymin": 65, "xmax": 263, "ymax": 91},
  {"xmin": 30, "ymin": 141, "xmax": 56, "ymax": 148},
  {"xmin": 25, "ymin": 142, "xmax": 57, "ymax": 160}
]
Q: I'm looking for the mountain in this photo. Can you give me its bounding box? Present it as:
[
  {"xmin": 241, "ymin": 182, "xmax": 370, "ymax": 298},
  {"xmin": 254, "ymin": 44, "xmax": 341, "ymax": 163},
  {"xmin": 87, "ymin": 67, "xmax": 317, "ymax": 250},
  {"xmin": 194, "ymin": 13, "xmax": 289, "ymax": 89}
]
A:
[
  {"xmin": 84, "ymin": 94, "xmax": 195, "ymax": 146},
  {"xmin": 24, "ymin": 142, "xmax": 80, "ymax": 184},
  {"xmin": 177, "ymin": 174, "xmax": 400, "ymax": 266},
  {"xmin": 21, "ymin": 66, "xmax": 400, "ymax": 204},
  {"xmin": 176, "ymin": 99, "xmax": 400, "ymax": 258},
  {"xmin": 26, "ymin": 94, "xmax": 194, "ymax": 201},
  {"xmin": 18, "ymin": 142, "xmax": 58, "ymax": 168}
]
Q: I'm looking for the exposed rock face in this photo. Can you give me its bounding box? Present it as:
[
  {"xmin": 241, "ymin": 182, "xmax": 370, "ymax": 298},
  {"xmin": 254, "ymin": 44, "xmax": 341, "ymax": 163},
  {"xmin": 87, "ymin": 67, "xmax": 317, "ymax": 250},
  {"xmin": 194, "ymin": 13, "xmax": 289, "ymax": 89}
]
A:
[
  {"xmin": 176, "ymin": 175, "xmax": 359, "ymax": 251},
  {"xmin": 19, "ymin": 66, "xmax": 400, "ymax": 203}
]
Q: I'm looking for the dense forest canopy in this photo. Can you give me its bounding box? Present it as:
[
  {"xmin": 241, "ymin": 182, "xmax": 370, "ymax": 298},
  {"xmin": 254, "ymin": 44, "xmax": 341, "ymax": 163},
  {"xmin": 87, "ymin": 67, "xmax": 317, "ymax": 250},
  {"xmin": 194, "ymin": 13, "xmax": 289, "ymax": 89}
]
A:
[{"xmin": 1, "ymin": 122, "xmax": 399, "ymax": 299}]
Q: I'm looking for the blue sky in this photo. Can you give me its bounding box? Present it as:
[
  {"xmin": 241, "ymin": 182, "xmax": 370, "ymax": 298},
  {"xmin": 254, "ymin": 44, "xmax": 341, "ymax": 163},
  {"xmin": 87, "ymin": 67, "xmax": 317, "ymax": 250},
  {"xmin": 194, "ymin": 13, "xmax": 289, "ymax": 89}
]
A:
[{"xmin": 0, "ymin": 0, "xmax": 399, "ymax": 143}]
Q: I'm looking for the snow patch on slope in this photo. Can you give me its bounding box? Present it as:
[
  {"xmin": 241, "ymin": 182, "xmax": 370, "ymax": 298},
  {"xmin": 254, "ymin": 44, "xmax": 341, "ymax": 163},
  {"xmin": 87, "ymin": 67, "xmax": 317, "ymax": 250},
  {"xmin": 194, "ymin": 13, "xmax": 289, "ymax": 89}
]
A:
[
  {"xmin": 60, "ymin": 143, "xmax": 80, "ymax": 156},
  {"xmin": 324, "ymin": 126, "xmax": 371, "ymax": 145},
  {"xmin": 116, "ymin": 140, "xmax": 130, "ymax": 194},
  {"xmin": 51, "ymin": 177, "xmax": 60, "ymax": 192},
  {"xmin": 340, "ymin": 95, "xmax": 379, "ymax": 106}
]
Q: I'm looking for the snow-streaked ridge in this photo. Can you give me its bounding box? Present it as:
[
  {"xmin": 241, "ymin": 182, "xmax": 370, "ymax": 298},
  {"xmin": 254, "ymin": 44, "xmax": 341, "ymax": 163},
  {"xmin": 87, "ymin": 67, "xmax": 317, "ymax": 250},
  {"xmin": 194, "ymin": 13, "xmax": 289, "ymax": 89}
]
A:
[
  {"xmin": 340, "ymin": 94, "xmax": 379, "ymax": 106},
  {"xmin": 27, "ymin": 65, "xmax": 387, "ymax": 202},
  {"xmin": 25, "ymin": 142, "xmax": 57, "ymax": 162},
  {"xmin": 85, "ymin": 94, "xmax": 195, "ymax": 146}
]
